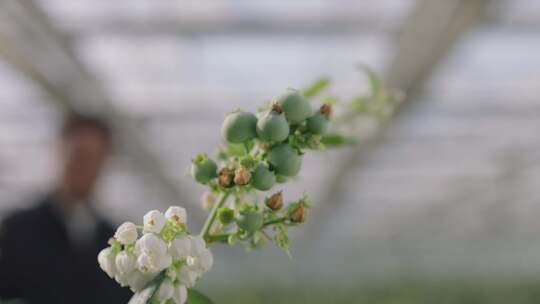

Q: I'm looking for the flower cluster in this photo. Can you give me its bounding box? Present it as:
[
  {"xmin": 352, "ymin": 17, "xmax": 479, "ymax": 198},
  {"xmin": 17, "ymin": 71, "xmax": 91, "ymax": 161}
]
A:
[{"xmin": 98, "ymin": 207, "xmax": 212, "ymax": 304}]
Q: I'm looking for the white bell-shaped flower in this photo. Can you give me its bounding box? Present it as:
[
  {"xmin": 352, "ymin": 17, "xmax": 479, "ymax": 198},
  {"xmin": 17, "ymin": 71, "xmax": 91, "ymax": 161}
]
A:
[
  {"xmin": 135, "ymin": 233, "xmax": 171, "ymax": 273},
  {"xmin": 188, "ymin": 235, "xmax": 214, "ymax": 273},
  {"xmin": 177, "ymin": 267, "xmax": 198, "ymax": 288},
  {"xmin": 114, "ymin": 222, "xmax": 138, "ymax": 245},
  {"xmin": 197, "ymin": 249, "xmax": 213, "ymax": 272},
  {"xmin": 116, "ymin": 251, "xmax": 137, "ymax": 275},
  {"xmin": 190, "ymin": 235, "xmax": 207, "ymax": 255},
  {"xmin": 165, "ymin": 206, "xmax": 187, "ymax": 225},
  {"xmin": 169, "ymin": 236, "xmax": 191, "ymax": 258},
  {"xmin": 135, "ymin": 233, "xmax": 168, "ymax": 256},
  {"xmin": 143, "ymin": 210, "xmax": 166, "ymax": 233},
  {"xmin": 157, "ymin": 279, "xmax": 175, "ymax": 301},
  {"xmin": 127, "ymin": 271, "xmax": 156, "ymax": 292},
  {"xmin": 137, "ymin": 252, "xmax": 172, "ymax": 274},
  {"xmin": 173, "ymin": 284, "xmax": 188, "ymax": 304},
  {"xmin": 115, "ymin": 273, "xmax": 130, "ymax": 287},
  {"xmin": 98, "ymin": 247, "xmax": 117, "ymax": 278}
]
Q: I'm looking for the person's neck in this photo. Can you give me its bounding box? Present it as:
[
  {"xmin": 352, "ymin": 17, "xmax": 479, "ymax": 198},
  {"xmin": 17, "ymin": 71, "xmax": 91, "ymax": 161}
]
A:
[{"xmin": 52, "ymin": 187, "xmax": 90, "ymax": 213}]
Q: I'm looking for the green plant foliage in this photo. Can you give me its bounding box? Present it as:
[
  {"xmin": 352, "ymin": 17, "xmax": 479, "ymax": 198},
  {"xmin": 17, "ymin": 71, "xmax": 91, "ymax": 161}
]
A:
[
  {"xmin": 302, "ymin": 77, "xmax": 331, "ymax": 98},
  {"xmin": 187, "ymin": 289, "xmax": 213, "ymax": 304},
  {"xmin": 320, "ymin": 133, "xmax": 357, "ymax": 147}
]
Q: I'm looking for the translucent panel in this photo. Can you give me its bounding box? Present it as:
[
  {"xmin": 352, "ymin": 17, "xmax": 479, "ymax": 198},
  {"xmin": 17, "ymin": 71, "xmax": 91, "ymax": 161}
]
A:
[
  {"xmin": 429, "ymin": 28, "xmax": 540, "ymax": 94},
  {"xmin": 487, "ymin": 0, "xmax": 540, "ymax": 26},
  {"xmin": 38, "ymin": 0, "xmax": 415, "ymax": 34},
  {"xmin": 0, "ymin": 60, "xmax": 60, "ymax": 212},
  {"xmin": 0, "ymin": 1, "xmax": 410, "ymax": 225},
  {"xmin": 4, "ymin": 0, "xmax": 540, "ymax": 295},
  {"xmin": 75, "ymin": 34, "xmax": 390, "ymax": 115},
  {"xmin": 329, "ymin": 25, "xmax": 540, "ymax": 245}
]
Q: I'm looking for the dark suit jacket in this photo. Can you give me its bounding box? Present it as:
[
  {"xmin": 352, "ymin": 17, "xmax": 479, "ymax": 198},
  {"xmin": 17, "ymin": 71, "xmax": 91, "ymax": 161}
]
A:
[{"xmin": 0, "ymin": 197, "xmax": 131, "ymax": 304}]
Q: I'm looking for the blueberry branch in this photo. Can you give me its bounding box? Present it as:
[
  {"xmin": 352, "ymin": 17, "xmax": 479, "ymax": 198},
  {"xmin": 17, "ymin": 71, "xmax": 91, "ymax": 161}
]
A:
[
  {"xmin": 206, "ymin": 217, "xmax": 290, "ymax": 244},
  {"xmin": 263, "ymin": 217, "xmax": 288, "ymax": 227},
  {"xmin": 206, "ymin": 233, "xmax": 231, "ymax": 244},
  {"xmin": 200, "ymin": 192, "xmax": 230, "ymax": 241},
  {"xmin": 190, "ymin": 71, "xmax": 400, "ymax": 254}
]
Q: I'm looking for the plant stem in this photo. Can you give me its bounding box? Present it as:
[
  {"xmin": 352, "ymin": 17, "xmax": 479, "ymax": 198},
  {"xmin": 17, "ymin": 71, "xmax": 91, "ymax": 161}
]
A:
[
  {"xmin": 206, "ymin": 233, "xmax": 231, "ymax": 243},
  {"xmin": 200, "ymin": 192, "xmax": 230, "ymax": 240},
  {"xmin": 263, "ymin": 217, "xmax": 287, "ymax": 227}
]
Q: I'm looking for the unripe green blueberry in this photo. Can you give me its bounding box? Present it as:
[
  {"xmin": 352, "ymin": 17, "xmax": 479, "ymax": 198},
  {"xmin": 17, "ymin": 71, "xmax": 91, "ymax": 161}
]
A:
[
  {"xmin": 267, "ymin": 144, "xmax": 302, "ymax": 177},
  {"xmin": 217, "ymin": 207, "xmax": 235, "ymax": 225},
  {"xmin": 279, "ymin": 92, "xmax": 312, "ymax": 123},
  {"xmin": 191, "ymin": 155, "xmax": 217, "ymax": 184},
  {"xmin": 236, "ymin": 210, "xmax": 263, "ymax": 234},
  {"xmin": 306, "ymin": 113, "xmax": 329, "ymax": 134},
  {"xmin": 250, "ymin": 163, "xmax": 276, "ymax": 191},
  {"xmin": 222, "ymin": 111, "xmax": 257, "ymax": 143},
  {"xmin": 256, "ymin": 110, "xmax": 290, "ymax": 142}
]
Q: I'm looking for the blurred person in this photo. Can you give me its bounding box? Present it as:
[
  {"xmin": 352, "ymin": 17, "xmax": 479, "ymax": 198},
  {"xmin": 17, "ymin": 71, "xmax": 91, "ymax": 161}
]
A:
[{"xmin": 0, "ymin": 114, "xmax": 131, "ymax": 304}]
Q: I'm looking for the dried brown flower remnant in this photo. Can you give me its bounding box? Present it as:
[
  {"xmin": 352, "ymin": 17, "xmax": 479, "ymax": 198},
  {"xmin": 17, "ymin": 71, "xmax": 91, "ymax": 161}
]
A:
[
  {"xmin": 320, "ymin": 104, "xmax": 332, "ymax": 117},
  {"xmin": 266, "ymin": 191, "xmax": 284, "ymax": 211},
  {"xmin": 290, "ymin": 204, "xmax": 306, "ymax": 223},
  {"xmin": 234, "ymin": 167, "xmax": 252, "ymax": 185},
  {"xmin": 271, "ymin": 102, "xmax": 284, "ymax": 114},
  {"xmin": 218, "ymin": 168, "xmax": 235, "ymax": 188}
]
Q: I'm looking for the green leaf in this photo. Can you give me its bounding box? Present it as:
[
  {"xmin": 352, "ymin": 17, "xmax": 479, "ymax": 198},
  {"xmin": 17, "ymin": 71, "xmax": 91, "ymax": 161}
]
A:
[
  {"xmin": 350, "ymin": 96, "xmax": 368, "ymax": 113},
  {"xmin": 188, "ymin": 289, "xmax": 214, "ymax": 304},
  {"xmin": 357, "ymin": 65, "xmax": 380, "ymax": 98},
  {"xmin": 320, "ymin": 133, "xmax": 357, "ymax": 147},
  {"xmin": 300, "ymin": 192, "xmax": 312, "ymax": 208},
  {"xmin": 274, "ymin": 224, "xmax": 291, "ymax": 258},
  {"xmin": 302, "ymin": 77, "xmax": 331, "ymax": 98}
]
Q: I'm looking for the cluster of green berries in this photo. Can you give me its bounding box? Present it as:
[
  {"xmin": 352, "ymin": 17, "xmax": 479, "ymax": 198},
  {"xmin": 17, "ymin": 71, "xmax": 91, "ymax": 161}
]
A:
[
  {"xmin": 189, "ymin": 90, "xmax": 330, "ymax": 251},
  {"xmin": 191, "ymin": 91, "xmax": 331, "ymax": 190},
  {"xmin": 224, "ymin": 91, "xmax": 330, "ymax": 143},
  {"xmin": 188, "ymin": 68, "xmax": 399, "ymax": 256}
]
